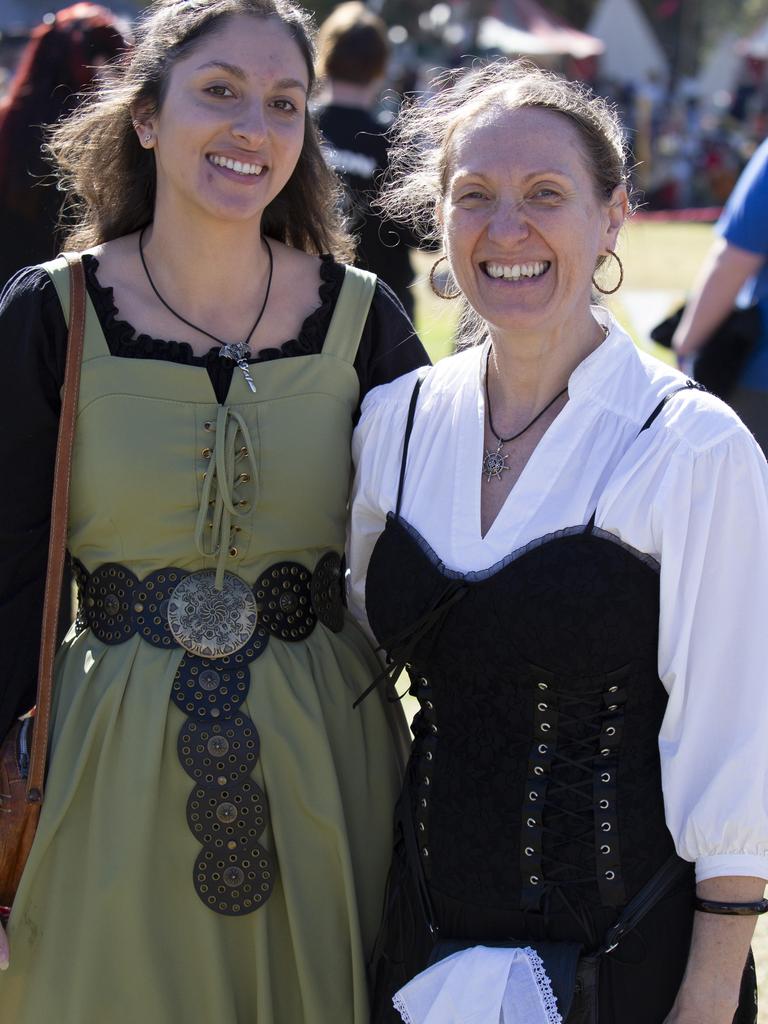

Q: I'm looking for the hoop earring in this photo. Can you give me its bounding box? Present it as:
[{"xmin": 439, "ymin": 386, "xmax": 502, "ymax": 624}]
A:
[
  {"xmin": 429, "ymin": 255, "xmax": 461, "ymax": 300},
  {"xmin": 591, "ymin": 249, "xmax": 624, "ymax": 295}
]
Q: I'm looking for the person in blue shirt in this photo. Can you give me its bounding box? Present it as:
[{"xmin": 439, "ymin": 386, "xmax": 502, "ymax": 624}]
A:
[{"xmin": 674, "ymin": 138, "xmax": 768, "ymax": 452}]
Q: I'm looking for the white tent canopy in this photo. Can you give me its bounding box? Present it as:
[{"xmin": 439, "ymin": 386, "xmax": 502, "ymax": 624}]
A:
[
  {"xmin": 697, "ymin": 32, "xmax": 742, "ymax": 108},
  {"xmin": 587, "ymin": 0, "xmax": 669, "ymax": 84},
  {"xmin": 478, "ymin": 0, "xmax": 604, "ymax": 60},
  {"xmin": 739, "ymin": 20, "xmax": 768, "ymax": 60}
]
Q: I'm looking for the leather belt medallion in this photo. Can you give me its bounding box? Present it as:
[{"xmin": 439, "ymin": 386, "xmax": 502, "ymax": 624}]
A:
[{"xmin": 167, "ymin": 570, "xmax": 258, "ymax": 659}]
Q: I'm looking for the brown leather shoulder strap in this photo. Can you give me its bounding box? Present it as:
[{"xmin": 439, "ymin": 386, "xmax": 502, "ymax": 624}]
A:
[{"xmin": 27, "ymin": 253, "xmax": 86, "ymax": 803}]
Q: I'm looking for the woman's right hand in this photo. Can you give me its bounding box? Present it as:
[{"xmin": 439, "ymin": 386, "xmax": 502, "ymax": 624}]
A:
[{"xmin": 0, "ymin": 920, "xmax": 8, "ymax": 969}]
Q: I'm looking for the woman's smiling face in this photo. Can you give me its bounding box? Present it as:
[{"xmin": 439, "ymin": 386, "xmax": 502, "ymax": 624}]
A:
[
  {"xmin": 440, "ymin": 103, "xmax": 626, "ymax": 336},
  {"xmin": 139, "ymin": 14, "xmax": 309, "ymax": 227}
]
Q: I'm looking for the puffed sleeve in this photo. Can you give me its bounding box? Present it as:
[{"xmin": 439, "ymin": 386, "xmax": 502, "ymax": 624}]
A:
[
  {"xmin": 0, "ymin": 267, "xmax": 67, "ymax": 740},
  {"xmin": 353, "ymin": 278, "xmax": 429, "ymax": 417},
  {"xmin": 655, "ymin": 421, "xmax": 768, "ymax": 882}
]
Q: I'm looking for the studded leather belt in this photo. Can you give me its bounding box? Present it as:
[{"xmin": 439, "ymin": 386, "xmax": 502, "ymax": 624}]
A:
[
  {"xmin": 74, "ymin": 553, "xmax": 344, "ymax": 654},
  {"xmin": 71, "ymin": 554, "xmax": 344, "ymax": 917}
]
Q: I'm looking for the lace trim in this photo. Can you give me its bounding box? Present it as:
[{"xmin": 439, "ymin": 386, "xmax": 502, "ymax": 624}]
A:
[
  {"xmin": 389, "ymin": 514, "xmax": 660, "ymax": 582},
  {"xmin": 521, "ymin": 946, "xmax": 564, "ymax": 1024},
  {"xmin": 81, "ymin": 252, "xmax": 343, "ymax": 364},
  {"xmin": 392, "ymin": 992, "xmax": 414, "ymax": 1024}
]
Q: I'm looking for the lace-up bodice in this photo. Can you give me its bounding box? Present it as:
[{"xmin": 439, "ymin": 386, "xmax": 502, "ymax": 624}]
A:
[{"xmin": 366, "ymin": 513, "xmax": 677, "ymax": 938}]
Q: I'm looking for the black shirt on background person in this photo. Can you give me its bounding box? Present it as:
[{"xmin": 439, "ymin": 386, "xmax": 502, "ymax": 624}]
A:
[{"xmin": 316, "ymin": 103, "xmax": 417, "ymax": 321}]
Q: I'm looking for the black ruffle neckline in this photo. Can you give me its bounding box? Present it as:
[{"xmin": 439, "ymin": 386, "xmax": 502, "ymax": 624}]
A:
[{"xmin": 81, "ymin": 252, "xmax": 343, "ymax": 366}]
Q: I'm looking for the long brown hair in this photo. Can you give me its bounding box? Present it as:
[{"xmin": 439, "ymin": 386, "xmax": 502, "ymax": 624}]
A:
[{"xmin": 48, "ymin": 0, "xmax": 353, "ymax": 257}]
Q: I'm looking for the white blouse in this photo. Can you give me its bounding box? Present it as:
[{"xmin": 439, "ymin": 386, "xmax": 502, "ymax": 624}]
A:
[{"xmin": 348, "ymin": 311, "xmax": 768, "ymax": 884}]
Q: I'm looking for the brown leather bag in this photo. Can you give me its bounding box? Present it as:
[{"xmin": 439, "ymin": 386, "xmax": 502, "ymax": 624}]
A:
[{"xmin": 0, "ymin": 254, "xmax": 86, "ymax": 919}]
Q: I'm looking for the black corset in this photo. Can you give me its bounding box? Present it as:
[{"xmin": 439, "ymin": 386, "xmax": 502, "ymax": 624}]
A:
[{"xmin": 365, "ymin": 514, "xmax": 680, "ymax": 932}]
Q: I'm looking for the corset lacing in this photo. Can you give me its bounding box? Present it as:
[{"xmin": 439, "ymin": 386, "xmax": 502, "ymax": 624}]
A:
[
  {"xmin": 521, "ymin": 681, "xmax": 628, "ymax": 939},
  {"xmin": 352, "ymin": 579, "xmax": 469, "ymax": 709}
]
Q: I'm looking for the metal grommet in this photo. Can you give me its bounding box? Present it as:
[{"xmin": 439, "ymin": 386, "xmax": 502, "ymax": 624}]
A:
[
  {"xmin": 533, "ymin": 766, "xmax": 544, "ymax": 776},
  {"xmin": 538, "ymin": 744, "xmax": 548, "ymax": 754},
  {"xmin": 537, "ymin": 682, "xmax": 548, "ymax": 691},
  {"xmin": 608, "ymin": 685, "xmax": 618, "ymax": 693},
  {"xmin": 605, "ymin": 870, "xmax": 616, "ymax": 880},
  {"xmin": 524, "ymin": 846, "xmax": 534, "ymax": 856},
  {"xmin": 540, "ymin": 723, "xmax": 551, "ymax": 732},
  {"xmin": 601, "ymin": 772, "xmax": 611, "ymax": 783},
  {"xmin": 239, "ymin": 473, "xmax": 250, "ymax": 483},
  {"xmin": 527, "ymin": 817, "xmax": 536, "ymax": 827},
  {"xmin": 600, "ymin": 844, "xmax": 611, "ymax": 855},
  {"xmin": 601, "ymin": 822, "xmax": 611, "ymax": 832},
  {"xmin": 529, "ymin": 791, "xmax": 538, "ymax": 801},
  {"xmin": 606, "ymin": 726, "xmax": 616, "ymax": 736},
  {"xmin": 601, "ymin": 748, "xmax": 610, "ymax": 757},
  {"xmin": 608, "ymin": 704, "xmax": 618, "ymax": 712},
  {"xmin": 529, "ymin": 875, "xmax": 540, "ymax": 885},
  {"xmin": 537, "ymin": 702, "xmax": 548, "ymax": 711},
  {"xmin": 425, "ymin": 751, "xmax": 433, "ymax": 761},
  {"xmin": 599, "ymin": 799, "xmax": 609, "ymax": 809},
  {"xmin": 422, "ymin": 847, "xmax": 429, "ymax": 858},
  {"xmin": 229, "ymin": 547, "xmax": 238, "ymax": 557},
  {"xmin": 202, "ymin": 448, "xmax": 212, "ymax": 458}
]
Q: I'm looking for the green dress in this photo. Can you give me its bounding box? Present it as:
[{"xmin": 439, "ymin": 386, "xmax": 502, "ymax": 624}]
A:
[{"xmin": 0, "ymin": 257, "xmax": 405, "ymax": 1023}]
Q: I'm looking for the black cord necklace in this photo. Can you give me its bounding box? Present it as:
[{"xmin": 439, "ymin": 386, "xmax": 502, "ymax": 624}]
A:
[
  {"xmin": 483, "ymin": 349, "xmax": 568, "ymax": 483},
  {"xmin": 138, "ymin": 225, "xmax": 273, "ymax": 393}
]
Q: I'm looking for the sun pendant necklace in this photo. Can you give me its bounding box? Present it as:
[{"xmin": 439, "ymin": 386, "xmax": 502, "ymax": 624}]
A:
[
  {"xmin": 138, "ymin": 226, "xmax": 274, "ymax": 393},
  {"xmin": 483, "ymin": 349, "xmax": 568, "ymax": 483}
]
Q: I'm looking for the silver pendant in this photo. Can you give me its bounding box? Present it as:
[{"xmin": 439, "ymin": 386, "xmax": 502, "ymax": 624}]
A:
[
  {"xmin": 167, "ymin": 570, "xmax": 258, "ymax": 659},
  {"xmin": 483, "ymin": 439, "xmax": 510, "ymax": 483},
  {"xmin": 220, "ymin": 343, "xmax": 257, "ymax": 393}
]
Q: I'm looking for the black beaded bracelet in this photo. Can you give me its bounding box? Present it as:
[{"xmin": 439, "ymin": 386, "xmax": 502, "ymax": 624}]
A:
[{"xmin": 694, "ymin": 897, "xmax": 768, "ymax": 916}]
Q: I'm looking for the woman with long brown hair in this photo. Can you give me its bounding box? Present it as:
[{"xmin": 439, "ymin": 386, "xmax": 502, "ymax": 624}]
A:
[{"xmin": 0, "ymin": 1, "xmax": 426, "ymax": 1020}]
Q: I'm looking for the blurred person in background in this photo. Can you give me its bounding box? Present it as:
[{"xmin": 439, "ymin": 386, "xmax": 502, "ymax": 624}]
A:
[
  {"xmin": 315, "ymin": 1, "xmax": 417, "ymax": 321},
  {"xmin": 673, "ymin": 137, "xmax": 768, "ymax": 452},
  {"xmin": 0, "ymin": 3, "xmax": 129, "ymax": 288}
]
